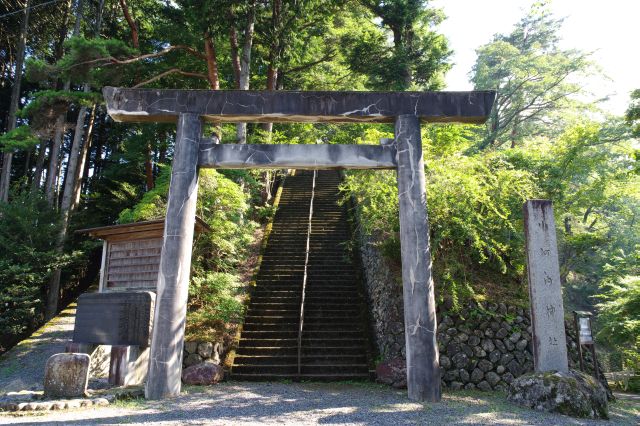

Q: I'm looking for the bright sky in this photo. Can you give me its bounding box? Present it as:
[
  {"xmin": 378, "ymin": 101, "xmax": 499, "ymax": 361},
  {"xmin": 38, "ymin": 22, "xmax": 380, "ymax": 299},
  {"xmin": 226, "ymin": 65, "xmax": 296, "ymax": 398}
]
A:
[{"xmin": 431, "ymin": 0, "xmax": 640, "ymax": 115}]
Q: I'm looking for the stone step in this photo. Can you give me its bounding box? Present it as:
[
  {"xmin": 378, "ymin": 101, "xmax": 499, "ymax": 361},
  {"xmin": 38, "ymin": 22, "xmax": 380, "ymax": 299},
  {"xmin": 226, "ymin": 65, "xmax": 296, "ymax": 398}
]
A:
[{"xmin": 229, "ymin": 372, "xmax": 370, "ymax": 381}]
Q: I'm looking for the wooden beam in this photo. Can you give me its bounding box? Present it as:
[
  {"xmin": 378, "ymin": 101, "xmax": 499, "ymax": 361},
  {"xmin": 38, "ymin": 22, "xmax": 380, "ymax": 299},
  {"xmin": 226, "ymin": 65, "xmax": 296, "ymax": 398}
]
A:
[
  {"xmin": 198, "ymin": 144, "xmax": 397, "ymax": 170},
  {"xmin": 103, "ymin": 87, "xmax": 496, "ymax": 124}
]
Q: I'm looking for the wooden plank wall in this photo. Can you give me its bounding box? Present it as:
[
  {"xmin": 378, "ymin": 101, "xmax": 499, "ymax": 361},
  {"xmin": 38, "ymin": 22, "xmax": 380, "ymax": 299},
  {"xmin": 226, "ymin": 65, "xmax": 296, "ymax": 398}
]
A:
[{"xmin": 105, "ymin": 238, "xmax": 162, "ymax": 290}]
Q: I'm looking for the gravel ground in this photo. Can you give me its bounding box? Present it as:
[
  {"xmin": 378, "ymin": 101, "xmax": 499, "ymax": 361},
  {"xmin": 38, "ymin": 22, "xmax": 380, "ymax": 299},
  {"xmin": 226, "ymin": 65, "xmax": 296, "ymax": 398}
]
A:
[
  {"xmin": 0, "ymin": 306, "xmax": 77, "ymax": 393},
  {"xmin": 0, "ymin": 382, "xmax": 638, "ymax": 425},
  {"xmin": 1, "ymin": 307, "xmax": 637, "ymax": 425}
]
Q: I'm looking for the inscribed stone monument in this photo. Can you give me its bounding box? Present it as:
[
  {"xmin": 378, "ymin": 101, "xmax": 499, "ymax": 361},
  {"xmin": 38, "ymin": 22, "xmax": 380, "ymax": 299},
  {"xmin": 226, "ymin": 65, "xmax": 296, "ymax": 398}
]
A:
[{"xmin": 523, "ymin": 200, "xmax": 569, "ymax": 373}]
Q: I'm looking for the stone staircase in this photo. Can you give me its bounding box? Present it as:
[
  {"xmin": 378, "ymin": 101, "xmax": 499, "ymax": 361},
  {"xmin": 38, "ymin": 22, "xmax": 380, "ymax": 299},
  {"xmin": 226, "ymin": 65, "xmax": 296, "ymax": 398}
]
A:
[{"xmin": 231, "ymin": 170, "xmax": 371, "ymax": 381}]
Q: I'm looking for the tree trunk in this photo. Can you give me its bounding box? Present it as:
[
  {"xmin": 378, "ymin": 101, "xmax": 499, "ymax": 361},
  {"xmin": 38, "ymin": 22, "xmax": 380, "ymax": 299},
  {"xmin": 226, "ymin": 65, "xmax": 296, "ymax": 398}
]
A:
[
  {"xmin": 46, "ymin": 0, "xmax": 104, "ymax": 321},
  {"xmin": 0, "ymin": 0, "xmax": 32, "ymax": 202},
  {"xmin": 261, "ymin": 0, "xmax": 281, "ymax": 135},
  {"xmin": 45, "ymin": 114, "xmax": 66, "ymax": 207},
  {"xmin": 261, "ymin": 65, "xmax": 277, "ymax": 134},
  {"xmin": 204, "ymin": 33, "xmax": 220, "ymax": 90},
  {"xmin": 229, "ymin": 22, "xmax": 241, "ymax": 88},
  {"xmin": 145, "ymin": 142, "xmax": 154, "ymax": 190},
  {"xmin": 118, "ymin": 0, "xmax": 139, "ymax": 49},
  {"xmin": 72, "ymin": 104, "xmax": 96, "ymax": 209},
  {"xmin": 32, "ymin": 140, "xmax": 48, "ymax": 191},
  {"xmin": 235, "ymin": 1, "xmax": 256, "ymax": 144},
  {"xmin": 59, "ymin": 84, "xmax": 90, "ymax": 227},
  {"xmin": 45, "ymin": 0, "xmax": 83, "ymax": 206}
]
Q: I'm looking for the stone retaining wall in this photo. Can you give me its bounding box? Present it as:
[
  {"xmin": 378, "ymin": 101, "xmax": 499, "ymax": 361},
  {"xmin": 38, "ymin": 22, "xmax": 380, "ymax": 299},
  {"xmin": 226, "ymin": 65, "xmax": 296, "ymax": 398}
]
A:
[
  {"xmin": 182, "ymin": 341, "xmax": 225, "ymax": 368},
  {"xmin": 359, "ymin": 234, "xmax": 606, "ymax": 392}
]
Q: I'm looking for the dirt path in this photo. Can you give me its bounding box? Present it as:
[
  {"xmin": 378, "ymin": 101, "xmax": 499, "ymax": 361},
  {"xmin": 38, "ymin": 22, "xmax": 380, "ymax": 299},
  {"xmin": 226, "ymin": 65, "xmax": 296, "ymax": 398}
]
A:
[{"xmin": 0, "ymin": 305, "xmax": 77, "ymax": 393}]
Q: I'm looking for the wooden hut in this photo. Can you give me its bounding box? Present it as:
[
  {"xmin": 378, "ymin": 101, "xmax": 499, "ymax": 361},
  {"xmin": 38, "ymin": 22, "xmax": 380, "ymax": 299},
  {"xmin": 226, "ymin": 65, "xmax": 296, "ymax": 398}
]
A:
[{"xmin": 78, "ymin": 217, "xmax": 211, "ymax": 292}]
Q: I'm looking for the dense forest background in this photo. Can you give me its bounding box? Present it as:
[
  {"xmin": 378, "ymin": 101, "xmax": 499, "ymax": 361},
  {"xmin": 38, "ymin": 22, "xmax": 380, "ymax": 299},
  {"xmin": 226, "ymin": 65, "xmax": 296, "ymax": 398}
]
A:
[{"xmin": 0, "ymin": 0, "xmax": 637, "ymax": 370}]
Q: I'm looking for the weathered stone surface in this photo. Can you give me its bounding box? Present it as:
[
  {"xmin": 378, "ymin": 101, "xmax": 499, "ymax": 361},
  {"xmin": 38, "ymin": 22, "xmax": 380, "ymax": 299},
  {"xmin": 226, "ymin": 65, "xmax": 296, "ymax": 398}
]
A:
[
  {"xmin": 523, "ymin": 200, "xmax": 569, "ymax": 373},
  {"xmin": 197, "ymin": 342, "xmax": 214, "ymax": 358},
  {"xmin": 481, "ymin": 339, "xmax": 495, "ymax": 352},
  {"xmin": 507, "ymin": 370, "xmax": 608, "ymax": 419},
  {"xmin": 103, "ymin": 87, "xmax": 496, "ymax": 124},
  {"xmin": 439, "ymin": 355, "xmax": 451, "ymax": 369},
  {"xmin": 200, "ymin": 143, "xmax": 397, "ymax": 170},
  {"xmin": 184, "ymin": 342, "xmax": 198, "ymax": 354},
  {"xmin": 496, "ymin": 328, "xmax": 509, "ymax": 339},
  {"xmin": 477, "ymin": 381, "xmax": 492, "ymax": 392},
  {"xmin": 473, "ymin": 346, "xmax": 487, "ymax": 358},
  {"xmin": 444, "ymin": 369, "xmax": 459, "ymax": 382},
  {"xmin": 44, "ymin": 353, "xmax": 90, "ymax": 398},
  {"xmin": 376, "ymin": 357, "xmax": 407, "ymax": 388},
  {"xmin": 181, "ymin": 362, "xmax": 224, "ymax": 386},
  {"xmin": 451, "ymin": 352, "xmax": 469, "ymax": 369},
  {"xmin": 478, "ymin": 359, "xmax": 493, "ymax": 373},
  {"xmin": 467, "ymin": 335, "xmax": 481, "ymax": 347},
  {"xmin": 450, "ymin": 381, "xmax": 463, "ymax": 390},
  {"xmin": 486, "ymin": 371, "xmax": 501, "ymax": 387},
  {"xmin": 471, "ymin": 368, "xmax": 484, "ymax": 384},
  {"xmin": 184, "ymin": 353, "xmax": 203, "ymax": 367},
  {"xmin": 516, "ymin": 339, "xmax": 529, "ymax": 351}
]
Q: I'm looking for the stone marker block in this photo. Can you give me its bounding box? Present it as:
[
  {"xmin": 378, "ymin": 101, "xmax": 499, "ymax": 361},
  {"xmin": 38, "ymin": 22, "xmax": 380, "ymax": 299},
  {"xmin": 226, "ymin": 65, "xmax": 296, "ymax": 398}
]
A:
[
  {"xmin": 523, "ymin": 200, "xmax": 569, "ymax": 373},
  {"xmin": 44, "ymin": 353, "xmax": 90, "ymax": 398},
  {"xmin": 73, "ymin": 291, "xmax": 155, "ymax": 347}
]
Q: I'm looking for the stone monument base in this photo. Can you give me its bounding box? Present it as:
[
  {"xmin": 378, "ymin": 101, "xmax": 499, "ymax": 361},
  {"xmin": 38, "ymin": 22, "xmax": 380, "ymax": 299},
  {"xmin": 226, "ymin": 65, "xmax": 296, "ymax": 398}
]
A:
[{"xmin": 507, "ymin": 369, "xmax": 608, "ymax": 419}]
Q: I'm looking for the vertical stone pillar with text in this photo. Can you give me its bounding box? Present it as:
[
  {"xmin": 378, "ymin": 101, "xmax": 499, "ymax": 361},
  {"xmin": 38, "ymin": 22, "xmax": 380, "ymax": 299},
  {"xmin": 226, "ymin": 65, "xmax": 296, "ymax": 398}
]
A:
[
  {"xmin": 146, "ymin": 114, "xmax": 202, "ymax": 399},
  {"xmin": 395, "ymin": 114, "xmax": 441, "ymax": 402},
  {"xmin": 523, "ymin": 200, "xmax": 569, "ymax": 373}
]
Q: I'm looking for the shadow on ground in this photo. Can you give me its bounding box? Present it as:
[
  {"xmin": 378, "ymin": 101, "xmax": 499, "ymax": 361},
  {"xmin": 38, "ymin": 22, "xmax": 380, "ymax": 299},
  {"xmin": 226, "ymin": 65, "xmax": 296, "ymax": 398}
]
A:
[{"xmin": 2, "ymin": 382, "xmax": 639, "ymax": 425}]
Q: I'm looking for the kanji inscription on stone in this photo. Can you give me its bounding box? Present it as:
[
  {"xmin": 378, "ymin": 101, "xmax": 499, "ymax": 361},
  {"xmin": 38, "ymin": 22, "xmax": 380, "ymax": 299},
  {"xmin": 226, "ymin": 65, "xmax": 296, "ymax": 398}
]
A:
[{"xmin": 523, "ymin": 200, "xmax": 569, "ymax": 373}]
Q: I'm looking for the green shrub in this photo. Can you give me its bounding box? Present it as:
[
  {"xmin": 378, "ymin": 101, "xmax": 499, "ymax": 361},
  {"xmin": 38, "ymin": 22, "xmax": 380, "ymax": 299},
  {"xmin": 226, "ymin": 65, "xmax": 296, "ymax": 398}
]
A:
[
  {"xmin": 340, "ymin": 125, "xmax": 537, "ymax": 305},
  {"xmin": 119, "ymin": 167, "xmax": 256, "ymax": 338},
  {"xmin": 185, "ymin": 272, "xmax": 245, "ymax": 340}
]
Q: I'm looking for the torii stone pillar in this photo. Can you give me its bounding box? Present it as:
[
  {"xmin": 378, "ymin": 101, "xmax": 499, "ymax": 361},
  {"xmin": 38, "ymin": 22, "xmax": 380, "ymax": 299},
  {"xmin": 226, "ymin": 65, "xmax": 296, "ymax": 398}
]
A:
[
  {"xmin": 146, "ymin": 114, "xmax": 201, "ymax": 399},
  {"xmin": 395, "ymin": 115, "xmax": 440, "ymax": 401}
]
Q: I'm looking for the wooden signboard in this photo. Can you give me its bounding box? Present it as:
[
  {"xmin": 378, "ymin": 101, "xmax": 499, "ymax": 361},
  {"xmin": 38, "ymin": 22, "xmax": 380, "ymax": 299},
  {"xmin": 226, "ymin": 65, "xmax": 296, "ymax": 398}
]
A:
[{"xmin": 73, "ymin": 292, "xmax": 155, "ymax": 347}]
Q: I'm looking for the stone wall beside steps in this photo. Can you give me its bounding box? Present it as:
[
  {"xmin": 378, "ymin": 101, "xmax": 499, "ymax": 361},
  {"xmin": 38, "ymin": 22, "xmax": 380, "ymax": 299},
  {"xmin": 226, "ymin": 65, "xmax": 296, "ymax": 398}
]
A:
[{"xmin": 358, "ymin": 235, "xmax": 607, "ymax": 392}]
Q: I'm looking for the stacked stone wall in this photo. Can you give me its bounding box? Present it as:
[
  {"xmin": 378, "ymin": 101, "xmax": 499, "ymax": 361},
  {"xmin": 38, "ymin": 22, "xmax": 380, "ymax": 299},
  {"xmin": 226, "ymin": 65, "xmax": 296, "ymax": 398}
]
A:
[{"xmin": 359, "ymin": 234, "xmax": 606, "ymax": 391}]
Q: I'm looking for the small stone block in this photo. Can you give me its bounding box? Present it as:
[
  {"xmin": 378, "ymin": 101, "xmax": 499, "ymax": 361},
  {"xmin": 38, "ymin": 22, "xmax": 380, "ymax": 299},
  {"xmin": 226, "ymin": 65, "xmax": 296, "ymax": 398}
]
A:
[{"xmin": 44, "ymin": 353, "xmax": 90, "ymax": 398}]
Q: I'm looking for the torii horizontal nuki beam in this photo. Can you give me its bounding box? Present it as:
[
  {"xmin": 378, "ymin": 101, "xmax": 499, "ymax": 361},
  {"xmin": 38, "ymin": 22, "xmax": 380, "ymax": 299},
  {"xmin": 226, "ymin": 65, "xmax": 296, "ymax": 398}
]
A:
[
  {"xmin": 198, "ymin": 143, "xmax": 397, "ymax": 170},
  {"xmin": 103, "ymin": 87, "xmax": 495, "ymax": 124}
]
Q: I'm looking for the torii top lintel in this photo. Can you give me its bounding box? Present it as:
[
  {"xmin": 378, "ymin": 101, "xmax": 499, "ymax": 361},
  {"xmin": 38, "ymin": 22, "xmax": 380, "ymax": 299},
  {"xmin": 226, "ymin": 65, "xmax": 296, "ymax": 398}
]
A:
[{"xmin": 103, "ymin": 87, "xmax": 495, "ymax": 124}]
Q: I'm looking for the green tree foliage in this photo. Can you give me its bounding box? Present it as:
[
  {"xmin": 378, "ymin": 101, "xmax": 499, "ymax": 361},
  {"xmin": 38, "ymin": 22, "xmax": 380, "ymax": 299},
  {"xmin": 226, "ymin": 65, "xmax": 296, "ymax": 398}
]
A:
[
  {"xmin": 0, "ymin": 193, "xmax": 73, "ymax": 338},
  {"xmin": 596, "ymin": 275, "xmax": 640, "ymax": 370},
  {"xmin": 0, "ymin": 126, "xmax": 38, "ymax": 152},
  {"xmin": 119, "ymin": 167, "xmax": 257, "ymax": 337},
  {"xmin": 341, "ymin": 126, "xmax": 537, "ymax": 307},
  {"xmin": 626, "ymin": 89, "xmax": 640, "ymax": 137},
  {"xmin": 349, "ymin": 0, "xmax": 450, "ymax": 89},
  {"xmin": 471, "ymin": 1, "xmax": 592, "ymax": 148}
]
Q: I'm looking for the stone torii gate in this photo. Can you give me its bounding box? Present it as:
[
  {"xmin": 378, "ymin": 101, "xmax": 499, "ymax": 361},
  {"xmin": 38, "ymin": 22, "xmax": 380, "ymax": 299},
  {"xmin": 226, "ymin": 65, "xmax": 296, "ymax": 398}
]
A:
[{"xmin": 102, "ymin": 87, "xmax": 495, "ymax": 402}]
